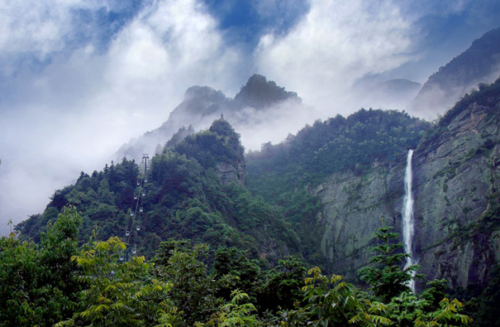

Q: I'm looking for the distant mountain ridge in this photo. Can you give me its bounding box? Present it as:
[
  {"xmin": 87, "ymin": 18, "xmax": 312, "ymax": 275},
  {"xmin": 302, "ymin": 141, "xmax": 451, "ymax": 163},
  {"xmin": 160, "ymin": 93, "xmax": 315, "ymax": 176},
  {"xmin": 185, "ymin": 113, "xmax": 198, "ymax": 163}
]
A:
[
  {"xmin": 350, "ymin": 78, "xmax": 422, "ymax": 110},
  {"xmin": 115, "ymin": 74, "xmax": 302, "ymax": 161},
  {"xmin": 411, "ymin": 27, "xmax": 500, "ymax": 117}
]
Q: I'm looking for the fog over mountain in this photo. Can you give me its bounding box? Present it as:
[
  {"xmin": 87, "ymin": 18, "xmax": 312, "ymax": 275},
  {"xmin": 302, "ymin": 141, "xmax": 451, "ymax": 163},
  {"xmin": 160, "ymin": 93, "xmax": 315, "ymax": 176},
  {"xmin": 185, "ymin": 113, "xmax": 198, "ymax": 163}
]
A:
[
  {"xmin": 115, "ymin": 74, "xmax": 309, "ymax": 162},
  {"xmin": 349, "ymin": 78, "xmax": 422, "ymax": 111},
  {"xmin": 410, "ymin": 27, "xmax": 500, "ymax": 118},
  {"xmin": 1, "ymin": 0, "xmax": 500, "ymax": 234}
]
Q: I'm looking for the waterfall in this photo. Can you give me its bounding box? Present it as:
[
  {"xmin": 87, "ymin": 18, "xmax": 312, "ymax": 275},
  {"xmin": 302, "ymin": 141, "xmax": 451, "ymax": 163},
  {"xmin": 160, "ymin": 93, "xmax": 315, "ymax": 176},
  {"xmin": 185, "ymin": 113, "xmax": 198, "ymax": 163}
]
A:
[{"xmin": 403, "ymin": 149, "xmax": 415, "ymax": 292}]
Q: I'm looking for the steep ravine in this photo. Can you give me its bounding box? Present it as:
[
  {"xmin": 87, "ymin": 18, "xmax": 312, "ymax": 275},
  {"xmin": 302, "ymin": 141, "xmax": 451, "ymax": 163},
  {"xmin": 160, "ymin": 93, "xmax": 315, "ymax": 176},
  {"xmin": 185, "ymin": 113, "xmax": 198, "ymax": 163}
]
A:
[{"xmin": 314, "ymin": 80, "xmax": 500, "ymax": 289}]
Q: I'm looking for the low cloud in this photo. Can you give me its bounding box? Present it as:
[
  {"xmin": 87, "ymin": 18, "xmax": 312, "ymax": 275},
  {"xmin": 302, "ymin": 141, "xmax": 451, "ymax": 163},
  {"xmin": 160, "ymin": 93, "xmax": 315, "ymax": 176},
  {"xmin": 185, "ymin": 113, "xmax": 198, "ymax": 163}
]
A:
[
  {"xmin": 255, "ymin": 0, "xmax": 500, "ymax": 119},
  {"xmin": 233, "ymin": 99, "xmax": 318, "ymax": 151}
]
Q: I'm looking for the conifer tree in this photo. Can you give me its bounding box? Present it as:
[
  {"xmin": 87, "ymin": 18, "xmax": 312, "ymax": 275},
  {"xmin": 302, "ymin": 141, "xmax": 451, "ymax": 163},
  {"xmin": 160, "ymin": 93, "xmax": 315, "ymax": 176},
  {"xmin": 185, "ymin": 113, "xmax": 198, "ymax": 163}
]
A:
[{"xmin": 358, "ymin": 219, "xmax": 422, "ymax": 303}]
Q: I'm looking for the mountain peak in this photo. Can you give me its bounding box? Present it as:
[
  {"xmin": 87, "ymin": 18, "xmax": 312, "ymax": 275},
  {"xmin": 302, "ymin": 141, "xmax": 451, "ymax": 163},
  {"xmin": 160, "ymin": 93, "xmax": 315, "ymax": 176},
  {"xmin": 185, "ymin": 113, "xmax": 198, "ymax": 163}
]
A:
[
  {"xmin": 410, "ymin": 27, "xmax": 500, "ymax": 117},
  {"xmin": 234, "ymin": 74, "xmax": 300, "ymax": 109},
  {"xmin": 183, "ymin": 86, "xmax": 224, "ymax": 102},
  {"xmin": 114, "ymin": 74, "xmax": 305, "ymax": 162}
]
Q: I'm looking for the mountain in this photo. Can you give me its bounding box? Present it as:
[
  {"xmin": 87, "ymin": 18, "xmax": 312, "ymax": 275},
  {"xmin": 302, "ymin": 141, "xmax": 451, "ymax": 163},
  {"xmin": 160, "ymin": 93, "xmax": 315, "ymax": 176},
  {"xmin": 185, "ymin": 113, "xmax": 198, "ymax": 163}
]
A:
[
  {"xmin": 17, "ymin": 119, "xmax": 300, "ymax": 263},
  {"xmin": 14, "ymin": 72, "xmax": 500, "ymax": 324},
  {"xmin": 19, "ymin": 75, "xmax": 500, "ymax": 287},
  {"xmin": 115, "ymin": 74, "xmax": 303, "ymax": 162},
  {"xmin": 233, "ymin": 74, "xmax": 299, "ymax": 110},
  {"xmin": 411, "ymin": 27, "xmax": 500, "ymax": 118},
  {"xmin": 246, "ymin": 108, "xmax": 431, "ymax": 270},
  {"xmin": 247, "ymin": 77, "xmax": 500, "ymax": 294}
]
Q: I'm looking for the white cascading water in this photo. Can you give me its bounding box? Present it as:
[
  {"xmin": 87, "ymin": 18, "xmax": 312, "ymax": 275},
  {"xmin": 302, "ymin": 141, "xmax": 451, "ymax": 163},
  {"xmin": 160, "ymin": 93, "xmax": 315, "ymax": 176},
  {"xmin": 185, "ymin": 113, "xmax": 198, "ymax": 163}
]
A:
[{"xmin": 403, "ymin": 149, "xmax": 415, "ymax": 292}]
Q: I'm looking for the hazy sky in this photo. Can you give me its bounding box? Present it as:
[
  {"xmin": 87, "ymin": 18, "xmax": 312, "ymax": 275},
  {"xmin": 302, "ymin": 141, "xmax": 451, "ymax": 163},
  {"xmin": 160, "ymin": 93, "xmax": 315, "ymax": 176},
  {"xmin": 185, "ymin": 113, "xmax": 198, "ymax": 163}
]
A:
[{"xmin": 1, "ymin": 0, "xmax": 500, "ymax": 234}]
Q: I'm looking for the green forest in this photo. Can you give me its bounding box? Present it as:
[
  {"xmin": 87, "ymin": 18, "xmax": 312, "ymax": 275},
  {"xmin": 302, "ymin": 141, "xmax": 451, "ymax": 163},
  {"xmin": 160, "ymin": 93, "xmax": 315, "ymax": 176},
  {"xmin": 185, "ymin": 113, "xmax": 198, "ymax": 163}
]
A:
[
  {"xmin": 17, "ymin": 120, "xmax": 300, "ymax": 263},
  {"xmin": 1, "ymin": 207, "xmax": 475, "ymax": 326}
]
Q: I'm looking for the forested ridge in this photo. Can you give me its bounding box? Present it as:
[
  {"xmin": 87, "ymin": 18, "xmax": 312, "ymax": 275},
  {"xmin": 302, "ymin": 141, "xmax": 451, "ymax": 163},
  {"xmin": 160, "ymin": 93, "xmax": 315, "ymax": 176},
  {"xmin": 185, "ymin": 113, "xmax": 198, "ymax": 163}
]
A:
[
  {"xmin": 17, "ymin": 119, "xmax": 299, "ymax": 262},
  {"xmin": 245, "ymin": 109, "xmax": 431, "ymax": 268},
  {"xmin": 248, "ymin": 108, "xmax": 429, "ymax": 186}
]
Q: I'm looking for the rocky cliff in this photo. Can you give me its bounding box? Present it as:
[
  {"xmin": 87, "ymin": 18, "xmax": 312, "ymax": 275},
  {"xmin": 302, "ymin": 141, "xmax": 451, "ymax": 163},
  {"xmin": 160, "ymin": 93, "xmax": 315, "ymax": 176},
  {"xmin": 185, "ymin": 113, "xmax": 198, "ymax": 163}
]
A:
[
  {"xmin": 412, "ymin": 80, "xmax": 500, "ymax": 289},
  {"xmin": 310, "ymin": 161, "xmax": 404, "ymax": 278},
  {"xmin": 314, "ymin": 78, "xmax": 500, "ymax": 289}
]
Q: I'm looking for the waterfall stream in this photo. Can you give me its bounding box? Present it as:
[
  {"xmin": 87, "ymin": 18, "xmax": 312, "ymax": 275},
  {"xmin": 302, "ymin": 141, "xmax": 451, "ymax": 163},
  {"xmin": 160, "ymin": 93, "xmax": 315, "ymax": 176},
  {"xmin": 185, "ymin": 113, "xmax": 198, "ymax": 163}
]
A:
[{"xmin": 403, "ymin": 149, "xmax": 415, "ymax": 292}]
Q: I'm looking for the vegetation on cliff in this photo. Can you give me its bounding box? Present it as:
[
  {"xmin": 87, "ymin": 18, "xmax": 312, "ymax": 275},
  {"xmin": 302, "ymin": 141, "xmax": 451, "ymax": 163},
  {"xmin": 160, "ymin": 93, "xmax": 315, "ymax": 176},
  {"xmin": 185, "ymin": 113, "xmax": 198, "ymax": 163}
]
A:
[
  {"xmin": 245, "ymin": 109, "xmax": 431, "ymax": 269},
  {"xmin": 248, "ymin": 109, "xmax": 429, "ymax": 187}
]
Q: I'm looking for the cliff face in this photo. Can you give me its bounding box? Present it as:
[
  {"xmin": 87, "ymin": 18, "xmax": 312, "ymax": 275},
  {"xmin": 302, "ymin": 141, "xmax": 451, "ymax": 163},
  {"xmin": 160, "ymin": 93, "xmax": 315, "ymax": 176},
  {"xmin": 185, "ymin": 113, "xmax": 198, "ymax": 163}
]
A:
[
  {"xmin": 412, "ymin": 82, "xmax": 500, "ymax": 289},
  {"xmin": 315, "ymin": 79, "xmax": 500, "ymax": 288},
  {"xmin": 215, "ymin": 155, "xmax": 245, "ymax": 186},
  {"xmin": 311, "ymin": 159, "xmax": 405, "ymax": 277}
]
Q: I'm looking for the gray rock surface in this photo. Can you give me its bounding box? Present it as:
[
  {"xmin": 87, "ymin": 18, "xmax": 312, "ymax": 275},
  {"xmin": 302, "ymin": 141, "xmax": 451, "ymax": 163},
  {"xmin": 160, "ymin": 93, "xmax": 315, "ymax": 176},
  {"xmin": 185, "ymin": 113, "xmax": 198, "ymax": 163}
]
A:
[
  {"xmin": 314, "ymin": 87, "xmax": 500, "ymax": 289},
  {"xmin": 215, "ymin": 161, "xmax": 245, "ymax": 186}
]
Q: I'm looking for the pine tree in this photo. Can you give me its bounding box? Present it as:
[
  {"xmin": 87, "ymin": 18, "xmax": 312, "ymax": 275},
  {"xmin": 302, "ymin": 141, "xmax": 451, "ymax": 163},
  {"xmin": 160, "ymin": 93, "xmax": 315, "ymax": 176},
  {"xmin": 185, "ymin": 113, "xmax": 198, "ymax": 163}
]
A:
[{"xmin": 358, "ymin": 219, "xmax": 422, "ymax": 303}]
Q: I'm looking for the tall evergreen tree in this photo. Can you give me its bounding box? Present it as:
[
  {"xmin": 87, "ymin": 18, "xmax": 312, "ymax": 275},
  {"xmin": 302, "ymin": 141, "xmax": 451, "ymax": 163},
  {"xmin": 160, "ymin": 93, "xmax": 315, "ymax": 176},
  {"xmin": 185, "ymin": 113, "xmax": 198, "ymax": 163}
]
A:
[{"xmin": 358, "ymin": 219, "xmax": 422, "ymax": 303}]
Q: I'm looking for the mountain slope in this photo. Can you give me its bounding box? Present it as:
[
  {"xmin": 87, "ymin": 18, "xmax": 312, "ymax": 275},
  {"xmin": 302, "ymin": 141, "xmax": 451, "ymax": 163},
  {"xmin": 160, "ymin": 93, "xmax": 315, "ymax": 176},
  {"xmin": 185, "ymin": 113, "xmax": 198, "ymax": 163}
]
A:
[
  {"xmin": 246, "ymin": 109, "xmax": 431, "ymax": 270},
  {"xmin": 247, "ymin": 77, "xmax": 500, "ymax": 291},
  {"xmin": 17, "ymin": 119, "xmax": 300, "ymax": 262},
  {"xmin": 411, "ymin": 27, "xmax": 500, "ymax": 117}
]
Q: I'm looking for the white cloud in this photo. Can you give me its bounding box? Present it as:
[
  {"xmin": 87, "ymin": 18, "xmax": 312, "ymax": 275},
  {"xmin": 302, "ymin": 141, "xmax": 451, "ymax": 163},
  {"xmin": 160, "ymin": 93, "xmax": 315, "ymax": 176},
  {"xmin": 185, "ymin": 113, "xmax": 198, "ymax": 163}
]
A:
[
  {"xmin": 256, "ymin": 0, "xmax": 414, "ymax": 116},
  {"xmin": 232, "ymin": 99, "xmax": 319, "ymax": 151},
  {"xmin": 0, "ymin": 0, "xmax": 101, "ymax": 74},
  {"xmin": 99, "ymin": 0, "xmax": 243, "ymax": 118}
]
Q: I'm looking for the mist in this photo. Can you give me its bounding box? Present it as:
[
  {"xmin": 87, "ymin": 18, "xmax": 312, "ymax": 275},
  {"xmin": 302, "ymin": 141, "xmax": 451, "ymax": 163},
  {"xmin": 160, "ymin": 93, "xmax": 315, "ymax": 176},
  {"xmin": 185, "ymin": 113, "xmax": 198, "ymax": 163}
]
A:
[{"xmin": 1, "ymin": 0, "xmax": 500, "ymax": 235}]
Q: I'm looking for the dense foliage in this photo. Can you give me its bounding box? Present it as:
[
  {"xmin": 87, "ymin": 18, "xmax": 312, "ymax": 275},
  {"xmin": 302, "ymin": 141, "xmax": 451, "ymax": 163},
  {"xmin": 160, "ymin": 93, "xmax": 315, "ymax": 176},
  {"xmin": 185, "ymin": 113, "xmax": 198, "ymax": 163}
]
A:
[
  {"xmin": 1, "ymin": 209, "xmax": 472, "ymax": 326},
  {"xmin": 17, "ymin": 119, "xmax": 299, "ymax": 264},
  {"xmin": 358, "ymin": 219, "xmax": 423, "ymax": 303},
  {"xmin": 0, "ymin": 207, "xmax": 82, "ymax": 326},
  {"xmin": 247, "ymin": 108, "xmax": 430, "ymax": 188}
]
